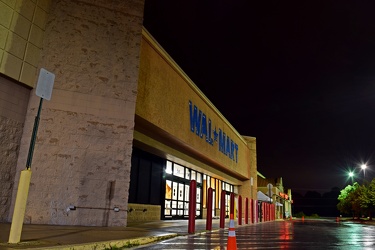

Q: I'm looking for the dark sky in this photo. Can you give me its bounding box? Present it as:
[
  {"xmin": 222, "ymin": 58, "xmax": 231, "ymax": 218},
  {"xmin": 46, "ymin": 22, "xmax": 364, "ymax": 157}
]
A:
[{"xmin": 143, "ymin": 1, "xmax": 375, "ymax": 194}]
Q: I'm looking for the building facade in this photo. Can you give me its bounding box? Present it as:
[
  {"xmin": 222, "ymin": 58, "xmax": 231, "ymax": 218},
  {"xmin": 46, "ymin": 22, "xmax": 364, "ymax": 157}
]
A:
[
  {"xmin": 257, "ymin": 175, "xmax": 293, "ymax": 220},
  {"xmin": 1, "ymin": 0, "xmax": 258, "ymax": 227},
  {"xmin": 128, "ymin": 29, "xmax": 258, "ymax": 222}
]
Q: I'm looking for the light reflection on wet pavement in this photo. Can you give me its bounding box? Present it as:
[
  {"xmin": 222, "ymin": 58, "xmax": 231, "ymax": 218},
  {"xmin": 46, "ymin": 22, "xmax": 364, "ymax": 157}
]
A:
[{"xmin": 133, "ymin": 219, "xmax": 375, "ymax": 249}]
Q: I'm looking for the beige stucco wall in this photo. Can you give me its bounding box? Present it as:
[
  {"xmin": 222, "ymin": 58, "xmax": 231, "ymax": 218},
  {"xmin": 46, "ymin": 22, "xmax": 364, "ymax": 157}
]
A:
[
  {"xmin": 136, "ymin": 29, "xmax": 256, "ymax": 184},
  {"xmin": 0, "ymin": 76, "xmax": 30, "ymax": 221},
  {"xmin": 0, "ymin": 0, "xmax": 49, "ymax": 222},
  {"xmin": 7, "ymin": 0, "xmax": 145, "ymax": 226}
]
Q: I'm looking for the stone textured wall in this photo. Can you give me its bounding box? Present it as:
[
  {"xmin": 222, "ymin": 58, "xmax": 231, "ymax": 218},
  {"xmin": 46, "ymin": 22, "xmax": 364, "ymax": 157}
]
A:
[
  {"xmin": 0, "ymin": 76, "xmax": 30, "ymax": 221},
  {"xmin": 10, "ymin": 0, "xmax": 145, "ymax": 226}
]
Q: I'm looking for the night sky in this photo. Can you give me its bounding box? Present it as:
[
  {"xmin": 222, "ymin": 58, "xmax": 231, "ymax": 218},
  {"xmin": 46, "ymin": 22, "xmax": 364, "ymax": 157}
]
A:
[{"xmin": 143, "ymin": 1, "xmax": 375, "ymax": 194}]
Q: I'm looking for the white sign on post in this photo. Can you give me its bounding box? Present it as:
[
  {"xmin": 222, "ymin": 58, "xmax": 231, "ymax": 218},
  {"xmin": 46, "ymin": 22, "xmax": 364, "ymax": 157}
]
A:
[
  {"xmin": 267, "ymin": 183, "xmax": 273, "ymax": 195},
  {"xmin": 36, "ymin": 68, "xmax": 55, "ymax": 100}
]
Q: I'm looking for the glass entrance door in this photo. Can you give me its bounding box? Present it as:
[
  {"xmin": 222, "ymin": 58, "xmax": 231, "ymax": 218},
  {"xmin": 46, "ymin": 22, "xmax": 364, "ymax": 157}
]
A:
[
  {"xmin": 225, "ymin": 192, "xmax": 231, "ymax": 218},
  {"xmin": 165, "ymin": 179, "xmax": 199, "ymax": 219}
]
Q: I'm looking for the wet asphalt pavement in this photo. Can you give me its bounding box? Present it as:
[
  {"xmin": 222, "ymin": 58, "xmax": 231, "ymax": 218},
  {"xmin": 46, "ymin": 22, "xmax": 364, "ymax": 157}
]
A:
[{"xmin": 133, "ymin": 218, "xmax": 375, "ymax": 249}]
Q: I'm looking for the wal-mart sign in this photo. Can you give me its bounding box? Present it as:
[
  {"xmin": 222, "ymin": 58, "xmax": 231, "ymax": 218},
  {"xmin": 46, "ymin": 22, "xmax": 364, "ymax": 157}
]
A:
[{"xmin": 189, "ymin": 100, "xmax": 238, "ymax": 163}]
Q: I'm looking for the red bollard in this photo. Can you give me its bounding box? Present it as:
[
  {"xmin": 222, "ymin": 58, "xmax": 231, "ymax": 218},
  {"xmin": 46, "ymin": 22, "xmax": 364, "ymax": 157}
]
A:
[
  {"xmin": 188, "ymin": 180, "xmax": 196, "ymax": 233},
  {"xmin": 264, "ymin": 203, "xmax": 267, "ymax": 221},
  {"xmin": 238, "ymin": 195, "xmax": 242, "ymax": 225},
  {"xmin": 256, "ymin": 200, "xmax": 259, "ymax": 223},
  {"xmin": 230, "ymin": 193, "xmax": 235, "ymax": 217},
  {"xmin": 220, "ymin": 190, "xmax": 226, "ymax": 229},
  {"xmin": 250, "ymin": 199, "xmax": 255, "ymax": 224},
  {"xmin": 245, "ymin": 198, "xmax": 249, "ymax": 224},
  {"xmin": 206, "ymin": 187, "xmax": 213, "ymax": 230}
]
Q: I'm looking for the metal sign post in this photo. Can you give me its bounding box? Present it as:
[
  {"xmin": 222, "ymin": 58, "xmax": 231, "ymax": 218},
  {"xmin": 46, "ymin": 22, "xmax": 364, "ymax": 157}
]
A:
[
  {"xmin": 267, "ymin": 183, "xmax": 273, "ymax": 204},
  {"xmin": 8, "ymin": 68, "xmax": 55, "ymax": 244},
  {"xmin": 26, "ymin": 97, "xmax": 43, "ymax": 170}
]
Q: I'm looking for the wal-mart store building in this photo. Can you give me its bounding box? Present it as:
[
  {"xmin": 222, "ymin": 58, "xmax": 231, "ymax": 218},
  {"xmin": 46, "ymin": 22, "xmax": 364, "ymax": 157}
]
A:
[{"xmin": 0, "ymin": 0, "xmax": 258, "ymax": 227}]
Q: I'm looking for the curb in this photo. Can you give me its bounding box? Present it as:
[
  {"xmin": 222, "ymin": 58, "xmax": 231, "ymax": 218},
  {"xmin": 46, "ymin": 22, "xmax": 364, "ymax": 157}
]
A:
[{"xmin": 3, "ymin": 234, "xmax": 178, "ymax": 250}]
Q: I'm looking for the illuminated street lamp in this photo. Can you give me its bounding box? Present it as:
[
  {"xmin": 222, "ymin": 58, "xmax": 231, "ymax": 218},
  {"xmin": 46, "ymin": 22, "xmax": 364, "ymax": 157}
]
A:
[
  {"xmin": 360, "ymin": 163, "xmax": 369, "ymax": 184},
  {"xmin": 348, "ymin": 171, "xmax": 354, "ymax": 184},
  {"xmin": 361, "ymin": 164, "xmax": 367, "ymax": 178}
]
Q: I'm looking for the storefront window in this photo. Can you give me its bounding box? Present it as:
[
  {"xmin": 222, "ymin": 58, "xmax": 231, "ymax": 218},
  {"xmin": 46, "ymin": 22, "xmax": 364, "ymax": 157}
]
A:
[
  {"xmin": 184, "ymin": 184, "xmax": 189, "ymax": 200},
  {"xmin": 173, "ymin": 163, "xmax": 184, "ymax": 178},
  {"xmin": 165, "ymin": 200, "xmax": 171, "ymax": 216},
  {"xmin": 172, "ymin": 182, "xmax": 178, "ymax": 199},
  {"xmin": 165, "ymin": 180, "xmax": 172, "ymax": 199},
  {"xmin": 166, "ymin": 161, "xmax": 173, "ymax": 174},
  {"xmin": 197, "ymin": 173, "xmax": 202, "ymax": 183},
  {"xmin": 211, "ymin": 177, "xmax": 216, "ymax": 189},
  {"xmin": 178, "ymin": 183, "xmax": 184, "ymax": 199},
  {"xmin": 224, "ymin": 183, "xmax": 231, "ymax": 192},
  {"xmin": 191, "ymin": 170, "xmax": 196, "ymax": 180},
  {"xmin": 184, "ymin": 202, "xmax": 189, "ymax": 215},
  {"xmin": 185, "ymin": 169, "xmax": 190, "ymax": 180},
  {"xmin": 196, "ymin": 203, "xmax": 201, "ymax": 216}
]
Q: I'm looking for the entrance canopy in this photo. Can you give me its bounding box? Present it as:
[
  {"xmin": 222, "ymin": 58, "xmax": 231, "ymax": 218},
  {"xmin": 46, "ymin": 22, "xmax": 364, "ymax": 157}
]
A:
[{"xmin": 257, "ymin": 191, "xmax": 272, "ymax": 203}]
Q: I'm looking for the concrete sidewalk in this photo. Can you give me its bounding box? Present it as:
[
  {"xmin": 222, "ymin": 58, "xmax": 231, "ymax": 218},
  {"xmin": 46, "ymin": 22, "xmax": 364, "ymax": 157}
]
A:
[{"xmin": 0, "ymin": 219, "xmax": 229, "ymax": 249}]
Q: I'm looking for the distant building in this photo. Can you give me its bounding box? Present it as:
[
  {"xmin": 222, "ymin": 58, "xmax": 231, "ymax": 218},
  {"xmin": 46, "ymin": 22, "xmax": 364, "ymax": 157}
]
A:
[{"xmin": 257, "ymin": 174, "xmax": 293, "ymax": 220}]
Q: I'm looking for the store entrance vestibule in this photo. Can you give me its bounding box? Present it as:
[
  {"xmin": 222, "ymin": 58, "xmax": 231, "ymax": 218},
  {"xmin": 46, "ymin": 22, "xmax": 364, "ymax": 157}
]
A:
[
  {"xmin": 130, "ymin": 148, "xmax": 234, "ymax": 221},
  {"xmin": 164, "ymin": 160, "xmax": 234, "ymax": 220}
]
